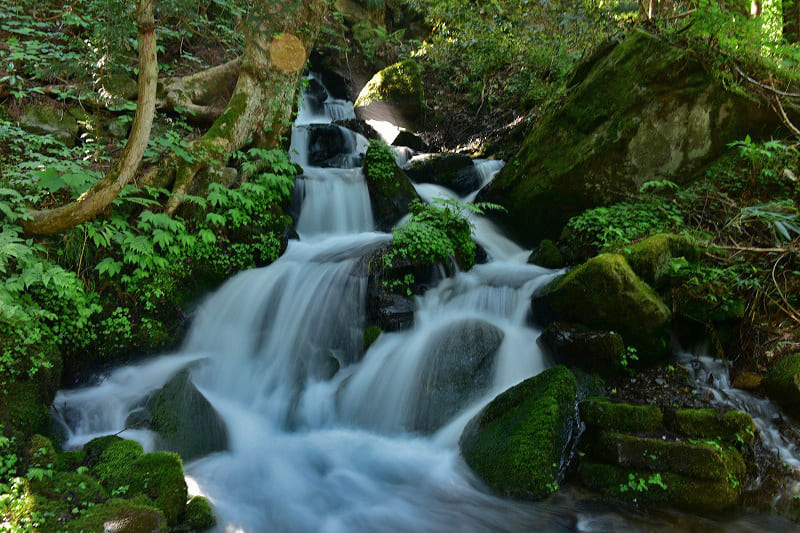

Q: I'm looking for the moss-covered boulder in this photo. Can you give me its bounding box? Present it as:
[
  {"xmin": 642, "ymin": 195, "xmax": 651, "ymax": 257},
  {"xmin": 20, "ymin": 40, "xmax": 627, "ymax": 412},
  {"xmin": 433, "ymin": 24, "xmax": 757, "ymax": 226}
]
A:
[
  {"xmin": 532, "ymin": 254, "xmax": 672, "ymax": 362},
  {"xmin": 579, "ymin": 462, "xmax": 741, "ymax": 513},
  {"xmin": 764, "ymin": 352, "xmax": 800, "ymax": 415},
  {"xmin": 529, "ymin": 239, "xmax": 564, "ymax": 269},
  {"xmin": 128, "ymin": 451, "xmax": 188, "ymax": 526},
  {"xmin": 477, "ymin": 30, "xmax": 776, "ymax": 245},
  {"xmin": 667, "ymin": 407, "xmax": 755, "ymax": 445},
  {"xmin": 147, "ymin": 369, "xmax": 229, "ymax": 461},
  {"xmin": 621, "ymin": 233, "xmax": 700, "ymax": 286},
  {"xmin": 459, "ymin": 366, "xmax": 577, "ymax": 499},
  {"xmin": 404, "ymin": 153, "xmax": 480, "ymax": 196},
  {"xmin": 92, "ymin": 439, "xmax": 144, "ymax": 489},
  {"xmin": 355, "ymin": 60, "xmax": 424, "ymax": 128},
  {"xmin": 579, "ymin": 397, "xmax": 663, "ymax": 433},
  {"xmin": 18, "ymin": 104, "xmax": 81, "ymax": 146},
  {"xmin": 24, "ymin": 434, "xmax": 57, "ymax": 470},
  {"xmin": 539, "ymin": 322, "xmax": 625, "ymax": 373},
  {"xmin": 363, "ymin": 140, "xmax": 420, "ymax": 230},
  {"xmin": 185, "ymin": 496, "xmax": 216, "ymax": 531},
  {"xmin": 68, "ymin": 498, "xmax": 167, "ymax": 533}
]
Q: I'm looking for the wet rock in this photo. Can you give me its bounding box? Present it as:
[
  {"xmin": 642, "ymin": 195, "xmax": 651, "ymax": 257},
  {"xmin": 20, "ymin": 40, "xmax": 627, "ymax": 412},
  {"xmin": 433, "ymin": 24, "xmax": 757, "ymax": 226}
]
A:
[
  {"xmin": 732, "ymin": 371, "xmax": 763, "ymax": 390},
  {"xmin": 404, "ymin": 153, "xmax": 480, "ymax": 196},
  {"xmin": 318, "ymin": 70, "xmax": 350, "ymax": 100},
  {"xmin": 355, "ymin": 60, "xmax": 424, "ymax": 128},
  {"xmin": 305, "ymin": 77, "xmax": 329, "ymax": 114},
  {"xmin": 333, "ymin": 118, "xmax": 381, "ymax": 140},
  {"xmin": 529, "ymin": 239, "xmax": 564, "ymax": 269},
  {"xmin": 539, "ymin": 322, "xmax": 625, "ymax": 373},
  {"xmin": 392, "ymin": 129, "xmax": 428, "ymax": 152},
  {"xmin": 460, "ymin": 366, "xmax": 577, "ymax": 500},
  {"xmin": 363, "ymin": 140, "xmax": 420, "ymax": 230},
  {"xmin": 532, "ymin": 254, "xmax": 672, "ymax": 362},
  {"xmin": 764, "ymin": 352, "xmax": 800, "ymax": 415},
  {"xmin": 306, "ymin": 124, "xmax": 364, "ymax": 168},
  {"xmin": 409, "ymin": 320, "xmax": 504, "ymax": 432},
  {"xmin": 146, "ymin": 370, "xmax": 229, "ymax": 461},
  {"xmin": 477, "ymin": 30, "xmax": 777, "ymax": 245}
]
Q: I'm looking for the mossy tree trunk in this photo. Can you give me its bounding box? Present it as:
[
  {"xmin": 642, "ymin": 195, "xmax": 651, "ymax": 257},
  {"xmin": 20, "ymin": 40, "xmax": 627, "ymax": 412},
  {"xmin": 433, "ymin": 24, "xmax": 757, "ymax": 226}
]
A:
[
  {"xmin": 786, "ymin": 0, "xmax": 800, "ymax": 43},
  {"xmin": 162, "ymin": 0, "xmax": 327, "ymax": 213},
  {"xmin": 21, "ymin": 0, "xmax": 158, "ymax": 236}
]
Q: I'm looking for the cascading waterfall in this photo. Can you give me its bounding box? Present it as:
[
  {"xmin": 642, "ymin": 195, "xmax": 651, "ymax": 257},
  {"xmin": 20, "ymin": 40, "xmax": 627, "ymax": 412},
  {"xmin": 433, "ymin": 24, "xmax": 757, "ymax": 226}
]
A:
[{"xmin": 51, "ymin": 76, "xmax": 790, "ymax": 532}]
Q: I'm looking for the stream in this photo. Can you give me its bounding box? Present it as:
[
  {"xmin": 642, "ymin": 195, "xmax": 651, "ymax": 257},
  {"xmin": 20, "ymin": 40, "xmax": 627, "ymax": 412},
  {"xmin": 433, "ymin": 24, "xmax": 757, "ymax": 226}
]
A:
[{"xmin": 51, "ymin": 75, "xmax": 798, "ymax": 532}]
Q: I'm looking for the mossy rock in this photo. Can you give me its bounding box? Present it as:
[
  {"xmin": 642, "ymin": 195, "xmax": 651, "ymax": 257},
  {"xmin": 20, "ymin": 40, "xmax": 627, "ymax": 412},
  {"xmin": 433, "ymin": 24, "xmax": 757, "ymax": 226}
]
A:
[
  {"xmin": 363, "ymin": 325, "xmax": 382, "ymax": 349},
  {"xmin": 667, "ymin": 408, "xmax": 755, "ymax": 445},
  {"xmin": 539, "ymin": 322, "xmax": 625, "ymax": 373},
  {"xmin": 674, "ymin": 290, "xmax": 747, "ymax": 324},
  {"xmin": 19, "ymin": 104, "xmax": 80, "ymax": 146},
  {"xmin": 92, "ymin": 439, "xmax": 144, "ymax": 489},
  {"xmin": 355, "ymin": 60, "xmax": 424, "ymax": 128},
  {"xmin": 532, "ymin": 254, "xmax": 672, "ymax": 362},
  {"xmin": 68, "ymin": 497, "xmax": 167, "ymax": 533},
  {"xmin": 403, "ymin": 153, "xmax": 479, "ymax": 196},
  {"xmin": 363, "ymin": 140, "xmax": 420, "ymax": 230},
  {"xmin": 147, "ymin": 369, "xmax": 229, "ymax": 461},
  {"xmin": 459, "ymin": 366, "xmax": 577, "ymax": 499},
  {"xmin": 83, "ymin": 435, "xmax": 124, "ymax": 465},
  {"xmin": 128, "ymin": 451, "xmax": 188, "ymax": 526},
  {"xmin": 620, "ymin": 233, "xmax": 700, "ymax": 286},
  {"xmin": 476, "ymin": 29, "xmax": 777, "ymax": 245},
  {"xmin": 54, "ymin": 450, "xmax": 86, "ymax": 472},
  {"xmin": 24, "ymin": 434, "xmax": 57, "ymax": 470},
  {"xmin": 584, "ymin": 431, "xmax": 746, "ymax": 481},
  {"xmin": 185, "ymin": 496, "xmax": 216, "ymax": 531},
  {"xmin": 579, "ymin": 397, "xmax": 663, "ymax": 433},
  {"xmin": 764, "ymin": 352, "xmax": 800, "ymax": 415},
  {"xmin": 579, "ymin": 462, "xmax": 741, "ymax": 513},
  {"xmin": 530, "ymin": 239, "xmax": 564, "ymax": 269}
]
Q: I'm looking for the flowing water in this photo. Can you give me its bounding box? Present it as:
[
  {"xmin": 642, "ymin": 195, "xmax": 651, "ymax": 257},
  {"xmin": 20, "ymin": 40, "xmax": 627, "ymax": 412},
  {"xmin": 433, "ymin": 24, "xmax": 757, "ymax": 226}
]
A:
[{"xmin": 52, "ymin": 77, "xmax": 797, "ymax": 532}]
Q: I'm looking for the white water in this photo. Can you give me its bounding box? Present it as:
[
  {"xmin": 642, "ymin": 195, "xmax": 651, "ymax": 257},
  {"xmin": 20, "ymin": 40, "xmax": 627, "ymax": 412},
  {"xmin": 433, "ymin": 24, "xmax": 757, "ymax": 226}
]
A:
[{"xmin": 51, "ymin": 76, "xmax": 793, "ymax": 532}]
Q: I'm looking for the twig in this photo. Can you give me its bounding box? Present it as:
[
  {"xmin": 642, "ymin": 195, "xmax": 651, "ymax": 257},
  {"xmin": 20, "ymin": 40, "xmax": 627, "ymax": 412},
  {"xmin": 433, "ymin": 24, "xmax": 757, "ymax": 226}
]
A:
[
  {"xmin": 773, "ymin": 96, "xmax": 800, "ymax": 137},
  {"xmin": 712, "ymin": 244, "xmax": 794, "ymax": 253},
  {"xmin": 733, "ymin": 63, "xmax": 800, "ymax": 99}
]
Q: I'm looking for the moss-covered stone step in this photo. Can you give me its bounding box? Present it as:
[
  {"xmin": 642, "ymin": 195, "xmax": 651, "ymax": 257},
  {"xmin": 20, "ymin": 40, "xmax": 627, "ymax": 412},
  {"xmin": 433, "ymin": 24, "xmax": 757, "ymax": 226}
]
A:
[
  {"xmin": 583, "ymin": 431, "xmax": 745, "ymax": 481},
  {"xmin": 459, "ymin": 365, "xmax": 577, "ymax": 500},
  {"xmin": 579, "ymin": 397, "xmax": 663, "ymax": 434},
  {"xmin": 532, "ymin": 254, "xmax": 672, "ymax": 362},
  {"xmin": 579, "ymin": 462, "xmax": 741, "ymax": 513},
  {"xmin": 666, "ymin": 407, "xmax": 755, "ymax": 445}
]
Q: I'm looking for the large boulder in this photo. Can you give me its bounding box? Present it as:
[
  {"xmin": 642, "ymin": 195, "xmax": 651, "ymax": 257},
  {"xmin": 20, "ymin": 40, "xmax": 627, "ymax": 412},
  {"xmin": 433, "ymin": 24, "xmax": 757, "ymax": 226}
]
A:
[
  {"xmin": 532, "ymin": 254, "xmax": 671, "ymax": 362},
  {"xmin": 764, "ymin": 352, "xmax": 800, "ymax": 415},
  {"xmin": 19, "ymin": 105, "xmax": 81, "ymax": 146},
  {"xmin": 460, "ymin": 366, "xmax": 577, "ymax": 500},
  {"xmin": 621, "ymin": 233, "xmax": 700, "ymax": 286},
  {"xmin": 355, "ymin": 60, "xmax": 424, "ymax": 128},
  {"xmin": 409, "ymin": 320, "xmax": 504, "ymax": 432},
  {"xmin": 478, "ymin": 30, "xmax": 776, "ymax": 245},
  {"xmin": 146, "ymin": 370, "xmax": 229, "ymax": 461},
  {"xmin": 363, "ymin": 140, "xmax": 420, "ymax": 230},
  {"xmin": 404, "ymin": 153, "xmax": 479, "ymax": 196}
]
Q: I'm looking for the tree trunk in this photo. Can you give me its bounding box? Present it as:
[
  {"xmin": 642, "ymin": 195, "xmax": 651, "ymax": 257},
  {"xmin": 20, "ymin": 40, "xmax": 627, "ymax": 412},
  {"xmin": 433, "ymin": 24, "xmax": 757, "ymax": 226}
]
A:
[
  {"xmin": 163, "ymin": 0, "xmax": 327, "ymax": 213},
  {"xmin": 22, "ymin": 0, "xmax": 158, "ymax": 236},
  {"xmin": 786, "ymin": 0, "xmax": 800, "ymax": 43}
]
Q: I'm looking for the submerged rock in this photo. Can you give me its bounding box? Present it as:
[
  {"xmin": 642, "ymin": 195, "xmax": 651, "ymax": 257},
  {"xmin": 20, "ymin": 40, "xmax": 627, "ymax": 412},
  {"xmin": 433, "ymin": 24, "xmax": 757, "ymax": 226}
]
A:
[
  {"xmin": 404, "ymin": 153, "xmax": 479, "ymax": 196},
  {"xmin": 147, "ymin": 369, "xmax": 229, "ymax": 461},
  {"xmin": 355, "ymin": 60, "xmax": 424, "ymax": 128},
  {"xmin": 532, "ymin": 254, "xmax": 671, "ymax": 362},
  {"xmin": 409, "ymin": 320, "xmax": 504, "ymax": 432},
  {"xmin": 363, "ymin": 140, "xmax": 420, "ymax": 230},
  {"xmin": 539, "ymin": 322, "xmax": 625, "ymax": 372},
  {"xmin": 460, "ymin": 366, "xmax": 577, "ymax": 499},
  {"xmin": 478, "ymin": 30, "xmax": 776, "ymax": 245}
]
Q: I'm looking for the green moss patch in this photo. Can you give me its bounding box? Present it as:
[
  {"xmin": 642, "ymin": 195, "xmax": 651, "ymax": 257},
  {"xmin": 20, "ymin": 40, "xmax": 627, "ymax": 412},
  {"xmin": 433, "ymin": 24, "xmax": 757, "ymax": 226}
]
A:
[
  {"xmin": 579, "ymin": 397, "xmax": 663, "ymax": 433},
  {"xmin": 185, "ymin": 495, "xmax": 216, "ymax": 530}
]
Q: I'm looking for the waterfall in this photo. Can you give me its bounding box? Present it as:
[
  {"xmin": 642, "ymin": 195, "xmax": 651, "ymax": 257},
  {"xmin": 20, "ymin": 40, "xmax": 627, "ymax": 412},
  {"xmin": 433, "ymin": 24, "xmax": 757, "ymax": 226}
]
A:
[{"xmin": 51, "ymin": 74, "xmax": 790, "ymax": 532}]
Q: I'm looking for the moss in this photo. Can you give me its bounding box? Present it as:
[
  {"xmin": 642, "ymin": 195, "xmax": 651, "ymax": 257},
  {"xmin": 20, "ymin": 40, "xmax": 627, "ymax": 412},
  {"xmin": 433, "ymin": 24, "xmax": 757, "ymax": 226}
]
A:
[
  {"xmin": 763, "ymin": 352, "xmax": 800, "ymax": 414},
  {"xmin": 92, "ymin": 439, "xmax": 144, "ymax": 489},
  {"xmin": 533, "ymin": 254, "xmax": 672, "ymax": 362},
  {"xmin": 205, "ymin": 92, "xmax": 248, "ymax": 141},
  {"xmin": 0, "ymin": 381, "xmax": 51, "ymax": 439},
  {"xmin": 363, "ymin": 140, "xmax": 419, "ymax": 230},
  {"xmin": 621, "ymin": 233, "xmax": 700, "ymax": 286},
  {"xmin": 355, "ymin": 60, "xmax": 424, "ymax": 122},
  {"xmin": 24, "ymin": 434, "xmax": 56, "ymax": 470},
  {"xmin": 54, "ymin": 450, "xmax": 86, "ymax": 472},
  {"xmin": 128, "ymin": 451, "xmax": 188, "ymax": 526},
  {"xmin": 363, "ymin": 325, "xmax": 382, "ymax": 349},
  {"xmin": 185, "ymin": 495, "xmax": 216, "ymax": 531},
  {"xmin": 585, "ymin": 431, "xmax": 746, "ymax": 481},
  {"xmin": 579, "ymin": 462, "xmax": 741, "ymax": 513},
  {"xmin": 668, "ymin": 408, "xmax": 755, "ymax": 445},
  {"xmin": 579, "ymin": 397, "xmax": 663, "ymax": 433},
  {"xmin": 82, "ymin": 435, "xmax": 123, "ymax": 465},
  {"xmin": 460, "ymin": 366, "xmax": 577, "ymax": 499},
  {"xmin": 530, "ymin": 239, "xmax": 564, "ymax": 269},
  {"xmin": 676, "ymin": 292, "xmax": 747, "ymax": 324},
  {"xmin": 67, "ymin": 497, "xmax": 166, "ymax": 533}
]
